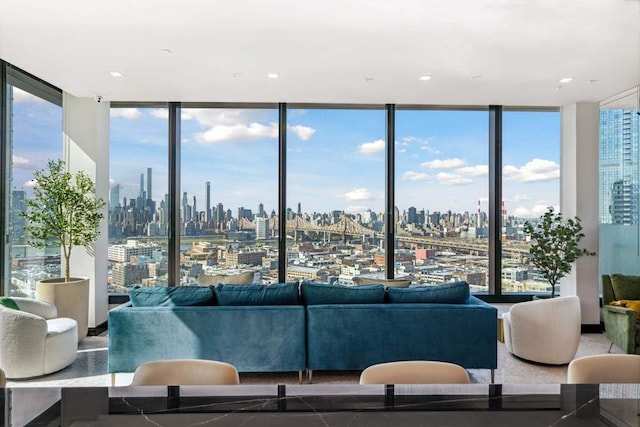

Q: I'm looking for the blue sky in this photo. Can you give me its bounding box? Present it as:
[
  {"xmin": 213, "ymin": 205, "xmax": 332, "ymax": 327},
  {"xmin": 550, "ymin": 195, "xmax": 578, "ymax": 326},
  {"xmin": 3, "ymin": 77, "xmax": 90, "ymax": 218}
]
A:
[{"xmin": 11, "ymin": 88, "xmax": 560, "ymax": 219}]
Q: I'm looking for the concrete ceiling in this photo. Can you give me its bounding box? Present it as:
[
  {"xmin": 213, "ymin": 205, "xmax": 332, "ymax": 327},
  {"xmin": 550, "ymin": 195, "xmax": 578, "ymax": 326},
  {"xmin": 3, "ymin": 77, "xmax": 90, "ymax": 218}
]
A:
[{"xmin": 1, "ymin": 0, "xmax": 638, "ymax": 106}]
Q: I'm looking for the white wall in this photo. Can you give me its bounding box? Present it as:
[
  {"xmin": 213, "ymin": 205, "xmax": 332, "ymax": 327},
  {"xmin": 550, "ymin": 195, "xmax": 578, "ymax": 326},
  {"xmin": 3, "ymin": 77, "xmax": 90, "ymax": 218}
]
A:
[
  {"xmin": 62, "ymin": 94, "xmax": 110, "ymax": 328},
  {"xmin": 560, "ymin": 102, "xmax": 600, "ymax": 325}
]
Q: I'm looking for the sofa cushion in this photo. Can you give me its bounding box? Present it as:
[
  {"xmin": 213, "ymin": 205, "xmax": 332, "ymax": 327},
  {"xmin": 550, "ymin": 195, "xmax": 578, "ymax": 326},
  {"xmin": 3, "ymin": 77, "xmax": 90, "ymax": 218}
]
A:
[
  {"xmin": 301, "ymin": 282, "xmax": 385, "ymax": 305},
  {"xmin": 215, "ymin": 283, "xmax": 299, "ymax": 306},
  {"xmin": 387, "ymin": 281, "xmax": 470, "ymax": 304},
  {"xmin": 610, "ymin": 274, "xmax": 640, "ymax": 301},
  {"xmin": 129, "ymin": 286, "xmax": 215, "ymax": 307},
  {"xmin": 352, "ymin": 277, "xmax": 412, "ymax": 288},
  {"xmin": 0, "ymin": 297, "xmax": 20, "ymax": 311}
]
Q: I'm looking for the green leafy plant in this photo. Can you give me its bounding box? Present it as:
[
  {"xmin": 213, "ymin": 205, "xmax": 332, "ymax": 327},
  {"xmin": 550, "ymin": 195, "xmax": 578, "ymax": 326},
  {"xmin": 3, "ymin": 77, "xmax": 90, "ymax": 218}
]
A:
[
  {"xmin": 20, "ymin": 159, "xmax": 106, "ymax": 282},
  {"xmin": 524, "ymin": 207, "xmax": 595, "ymax": 298}
]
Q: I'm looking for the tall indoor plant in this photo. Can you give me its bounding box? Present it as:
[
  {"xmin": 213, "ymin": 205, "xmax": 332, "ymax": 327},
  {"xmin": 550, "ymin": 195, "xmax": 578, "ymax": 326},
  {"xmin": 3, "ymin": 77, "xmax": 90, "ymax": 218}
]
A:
[
  {"xmin": 21, "ymin": 159, "xmax": 106, "ymax": 341},
  {"xmin": 524, "ymin": 207, "xmax": 595, "ymax": 298}
]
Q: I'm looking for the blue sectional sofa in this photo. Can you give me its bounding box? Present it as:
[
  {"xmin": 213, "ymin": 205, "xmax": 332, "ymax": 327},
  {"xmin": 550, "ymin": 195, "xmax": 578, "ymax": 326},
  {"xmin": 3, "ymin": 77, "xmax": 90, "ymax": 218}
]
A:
[{"xmin": 108, "ymin": 281, "xmax": 498, "ymax": 382}]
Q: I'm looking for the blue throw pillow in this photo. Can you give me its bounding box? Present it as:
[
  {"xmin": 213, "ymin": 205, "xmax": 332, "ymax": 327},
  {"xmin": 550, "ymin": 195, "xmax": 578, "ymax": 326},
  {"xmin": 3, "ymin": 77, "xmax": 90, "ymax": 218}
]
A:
[
  {"xmin": 387, "ymin": 281, "xmax": 470, "ymax": 304},
  {"xmin": 301, "ymin": 281, "xmax": 385, "ymax": 305},
  {"xmin": 129, "ymin": 286, "xmax": 215, "ymax": 307},
  {"xmin": 215, "ymin": 282, "xmax": 299, "ymax": 306}
]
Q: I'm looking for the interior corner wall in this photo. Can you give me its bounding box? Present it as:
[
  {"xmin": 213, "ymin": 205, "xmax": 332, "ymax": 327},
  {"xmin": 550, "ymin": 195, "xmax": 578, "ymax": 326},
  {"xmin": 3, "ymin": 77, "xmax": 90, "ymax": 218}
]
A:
[
  {"xmin": 62, "ymin": 93, "xmax": 109, "ymax": 328},
  {"xmin": 560, "ymin": 102, "xmax": 600, "ymax": 325}
]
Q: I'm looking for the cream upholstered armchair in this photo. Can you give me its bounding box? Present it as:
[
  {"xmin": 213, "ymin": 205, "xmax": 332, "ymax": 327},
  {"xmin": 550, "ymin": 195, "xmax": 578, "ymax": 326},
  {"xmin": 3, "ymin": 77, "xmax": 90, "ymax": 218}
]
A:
[
  {"xmin": 131, "ymin": 359, "xmax": 240, "ymax": 386},
  {"xmin": 503, "ymin": 295, "xmax": 581, "ymax": 365},
  {"xmin": 360, "ymin": 361, "xmax": 470, "ymax": 384},
  {"xmin": 0, "ymin": 297, "xmax": 78, "ymax": 379}
]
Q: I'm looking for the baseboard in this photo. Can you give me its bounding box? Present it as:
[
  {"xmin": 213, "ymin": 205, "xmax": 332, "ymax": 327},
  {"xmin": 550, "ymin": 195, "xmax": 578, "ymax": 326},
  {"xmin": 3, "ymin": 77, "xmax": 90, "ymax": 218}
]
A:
[
  {"xmin": 88, "ymin": 321, "xmax": 108, "ymax": 336},
  {"xmin": 581, "ymin": 324, "xmax": 603, "ymax": 334}
]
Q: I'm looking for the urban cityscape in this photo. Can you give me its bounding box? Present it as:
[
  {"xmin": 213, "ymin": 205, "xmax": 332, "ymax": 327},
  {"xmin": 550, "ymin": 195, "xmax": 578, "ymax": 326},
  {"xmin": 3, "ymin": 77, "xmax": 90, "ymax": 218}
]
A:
[
  {"xmin": 7, "ymin": 95, "xmax": 638, "ymax": 298},
  {"xmin": 102, "ymin": 167, "xmax": 543, "ymax": 294}
]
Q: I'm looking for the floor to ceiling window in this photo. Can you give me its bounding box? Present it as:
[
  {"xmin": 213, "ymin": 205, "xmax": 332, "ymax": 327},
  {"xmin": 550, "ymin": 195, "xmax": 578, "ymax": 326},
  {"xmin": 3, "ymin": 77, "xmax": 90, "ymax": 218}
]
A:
[
  {"xmin": 599, "ymin": 86, "xmax": 640, "ymax": 277},
  {"xmin": 108, "ymin": 106, "xmax": 169, "ymax": 291},
  {"xmin": 501, "ymin": 110, "xmax": 560, "ymax": 294},
  {"xmin": 4, "ymin": 73, "xmax": 62, "ymax": 297},
  {"xmin": 286, "ymin": 107, "xmax": 386, "ymax": 284},
  {"xmin": 395, "ymin": 109, "xmax": 489, "ymax": 290},
  {"xmin": 180, "ymin": 106, "xmax": 279, "ymax": 285}
]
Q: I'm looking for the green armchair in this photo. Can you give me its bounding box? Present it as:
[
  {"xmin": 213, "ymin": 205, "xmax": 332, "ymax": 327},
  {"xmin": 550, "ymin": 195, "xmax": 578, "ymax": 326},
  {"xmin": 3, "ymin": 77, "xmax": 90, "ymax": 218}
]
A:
[{"xmin": 602, "ymin": 274, "xmax": 640, "ymax": 354}]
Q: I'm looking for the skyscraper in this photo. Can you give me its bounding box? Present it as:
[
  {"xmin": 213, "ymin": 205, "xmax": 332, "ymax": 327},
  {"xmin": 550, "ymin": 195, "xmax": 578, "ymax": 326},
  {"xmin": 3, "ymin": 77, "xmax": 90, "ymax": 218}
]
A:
[
  {"xmin": 182, "ymin": 192, "xmax": 189, "ymax": 221},
  {"xmin": 205, "ymin": 181, "xmax": 211, "ymax": 222},
  {"xmin": 147, "ymin": 168, "xmax": 152, "ymax": 201},
  {"xmin": 600, "ymin": 109, "xmax": 640, "ymax": 224},
  {"xmin": 109, "ymin": 184, "xmax": 121, "ymax": 208},
  {"xmin": 256, "ymin": 217, "xmax": 269, "ymax": 240},
  {"xmin": 139, "ymin": 173, "xmax": 145, "ymax": 199}
]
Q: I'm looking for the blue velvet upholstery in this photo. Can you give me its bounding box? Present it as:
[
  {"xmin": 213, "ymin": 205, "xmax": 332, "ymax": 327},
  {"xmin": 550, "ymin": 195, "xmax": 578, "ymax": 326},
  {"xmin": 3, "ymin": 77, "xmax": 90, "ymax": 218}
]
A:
[
  {"xmin": 387, "ymin": 281, "xmax": 470, "ymax": 304},
  {"xmin": 301, "ymin": 282, "xmax": 385, "ymax": 305},
  {"xmin": 306, "ymin": 296, "xmax": 497, "ymax": 371},
  {"xmin": 108, "ymin": 304, "xmax": 306, "ymax": 373},
  {"xmin": 129, "ymin": 285, "xmax": 215, "ymax": 307},
  {"xmin": 215, "ymin": 282, "xmax": 299, "ymax": 306}
]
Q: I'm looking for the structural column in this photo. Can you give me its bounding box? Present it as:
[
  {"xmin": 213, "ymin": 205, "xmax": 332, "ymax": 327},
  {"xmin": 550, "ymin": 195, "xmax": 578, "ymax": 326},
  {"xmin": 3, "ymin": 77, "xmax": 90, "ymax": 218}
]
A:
[
  {"xmin": 62, "ymin": 94, "xmax": 110, "ymax": 328},
  {"xmin": 560, "ymin": 102, "xmax": 600, "ymax": 326}
]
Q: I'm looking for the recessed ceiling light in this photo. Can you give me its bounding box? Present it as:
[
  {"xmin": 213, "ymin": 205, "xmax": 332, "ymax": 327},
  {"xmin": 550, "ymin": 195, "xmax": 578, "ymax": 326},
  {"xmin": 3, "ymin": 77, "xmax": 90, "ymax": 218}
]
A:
[
  {"xmin": 559, "ymin": 77, "xmax": 574, "ymax": 83},
  {"xmin": 589, "ymin": 79, "xmax": 599, "ymax": 84},
  {"xmin": 364, "ymin": 77, "xmax": 374, "ymax": 83},
  {"xmin": 109, "ymin": 72, "xmax": 123, "ymax": 78},
  {"xmin": 419, "ymin": 75, "xmax": 432, "ymax": 81},
  {"xmin": 160, "ymin": 48, "xmax": 172, "ymax": 54},
  {"xmin": 267, "ymin": 73, "xmax": 279, "ymax": 79}
]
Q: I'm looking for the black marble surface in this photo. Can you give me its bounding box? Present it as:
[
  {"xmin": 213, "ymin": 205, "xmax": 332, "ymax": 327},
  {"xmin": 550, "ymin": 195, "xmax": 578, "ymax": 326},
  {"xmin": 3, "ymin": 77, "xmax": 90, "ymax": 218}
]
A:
[{"xmin": 3, "ymin": 383, "xmax": 638, "ymax": 426}]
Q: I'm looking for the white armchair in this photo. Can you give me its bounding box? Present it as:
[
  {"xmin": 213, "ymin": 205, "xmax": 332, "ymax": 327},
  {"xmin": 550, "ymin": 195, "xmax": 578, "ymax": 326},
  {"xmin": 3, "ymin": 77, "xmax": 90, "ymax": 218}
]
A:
[
  {"xmin": 503, "ymin": 295, "xmax": 581, "ymax": 365},
  {"xmin": 0, "ymin": 297, "xmax": 78, "ymax": 379}
]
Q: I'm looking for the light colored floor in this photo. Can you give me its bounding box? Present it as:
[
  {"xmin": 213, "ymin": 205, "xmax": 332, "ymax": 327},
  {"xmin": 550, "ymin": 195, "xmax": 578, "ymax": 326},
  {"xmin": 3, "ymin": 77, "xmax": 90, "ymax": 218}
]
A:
[{"xmin": 6, "ymin": 330, "xmax": 623, "ymax": 388}]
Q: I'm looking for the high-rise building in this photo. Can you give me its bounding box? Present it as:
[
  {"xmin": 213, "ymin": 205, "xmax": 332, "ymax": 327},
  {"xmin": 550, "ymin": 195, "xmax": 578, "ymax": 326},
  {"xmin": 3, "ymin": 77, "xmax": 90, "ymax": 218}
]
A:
[
  {"xmin": 139, "ymin": 173, "xmax": 145, "ymax": 198},
  {"xmin": 600, "ymin": 109, "xmax": 640, "ymax": 224},
  {"xmin": 146, "ymin": 168, "xmax": 152, "ymax": 202},
  {"xmin": 297, "ymin": 202, "xmax": 302, "ymax": 216},
  {"xmin": 258, "ymin": 203, "xmax": 264, "ymax": 217},
  {"xmin": 109, "ymin": 184, "xmax": 121, "ymax": 209},
  {"xmin": 407, "ymin": 206, "xmax": 417, "ymax": 224},
  {"xmin": 205, "ymin": 181, "xmax": 211, "ymax": 221},
  {"xmin": 256, "ymin": 217, "xmax": 269, "ymax": 240},
  {"xmin": 216, "ymin": 203, "xmax": 224, "ymax": 222},
  {"xmin": 182, "ymin": 192, "xmax": 189, "ymax": 220}
]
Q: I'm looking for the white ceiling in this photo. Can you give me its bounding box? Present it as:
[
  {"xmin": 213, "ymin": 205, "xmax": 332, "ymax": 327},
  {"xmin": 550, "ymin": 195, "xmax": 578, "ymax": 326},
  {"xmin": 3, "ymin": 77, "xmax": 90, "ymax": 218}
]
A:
[{"xmin": 1, "ymin": 0, "xmax": 639, "ymax": 106}]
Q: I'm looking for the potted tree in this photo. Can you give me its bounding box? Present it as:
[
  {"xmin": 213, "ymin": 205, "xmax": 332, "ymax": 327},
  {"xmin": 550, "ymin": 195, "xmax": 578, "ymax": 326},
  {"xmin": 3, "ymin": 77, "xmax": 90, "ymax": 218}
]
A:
[
  {"xmin": 524, "ymin": 207, "xmax": 595, "ymax": 298},
  {"xmin": 21, "ymin": 159, "xmax": 106, "ymax": 341}
]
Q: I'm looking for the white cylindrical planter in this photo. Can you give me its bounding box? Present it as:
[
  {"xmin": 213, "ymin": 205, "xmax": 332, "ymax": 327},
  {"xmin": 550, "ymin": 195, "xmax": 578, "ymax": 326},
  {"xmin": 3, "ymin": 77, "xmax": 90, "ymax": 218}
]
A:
[{"xmin": 36, "ymin": 277, "xmax": 89, "ymax": 342}]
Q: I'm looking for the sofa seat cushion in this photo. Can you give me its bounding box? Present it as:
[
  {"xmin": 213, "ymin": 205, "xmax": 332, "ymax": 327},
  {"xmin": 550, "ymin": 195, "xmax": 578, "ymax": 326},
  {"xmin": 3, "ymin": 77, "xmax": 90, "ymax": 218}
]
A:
[
  {"xmin": 387, "ymin": 281, "xmax": 470, "ymax": 304},
  {"xmin": 129, "ymin": 286, "xmax": 215, "ymax": 307},
  {"xmin": 301, "ymin": 282, "xmax": 385, "ymax": 305},
  {"xmin": 610, "ymin": 274, "xmax": 640, "ymax": 301},
  {"xmin": 215, "ymin": 283, "xmax": 299, "ymax": 306}
]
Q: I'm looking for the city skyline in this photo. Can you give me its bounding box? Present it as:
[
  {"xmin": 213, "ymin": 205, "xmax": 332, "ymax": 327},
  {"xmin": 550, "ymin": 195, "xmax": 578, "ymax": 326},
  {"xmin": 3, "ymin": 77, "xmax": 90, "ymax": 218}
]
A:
[{"xmin": 11, "ymin": 88, "xmax": 560, "ymax": 220}]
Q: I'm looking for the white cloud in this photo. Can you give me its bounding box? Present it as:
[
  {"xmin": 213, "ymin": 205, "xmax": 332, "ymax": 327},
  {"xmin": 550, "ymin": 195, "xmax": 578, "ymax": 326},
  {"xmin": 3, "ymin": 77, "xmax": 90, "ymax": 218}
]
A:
[
  {"xmin": 420, "ymin": 145, "xmax": 441, "ymax": 154},
  {"xmin": 402, "ymin": 171, "xmax": 430, "ymax": 181},
  {"xmin": 398, "ymin": 148, "xmax": 407, "ymax": 153},
  {"xmin": 12, "ymin": 155, "xmax": 32, "ymax": 170},
  {"xmin": 455, "ymin": 165, "xmax": 488, "ymax": 176},
  {"xmin": 23, "ymin": 180, "xmax": 36, "ymax": 188},
  {"xmin": 478, "ymin": 197, "xmax": 489, "ymax": 204},
  {"xmin": 11, "ymin": 88, "xmax": 45, "ymax": 104},
  {"xmin": 436, "ymin": 172, "xmax": 473, "ymax": 185},
  {"xmin": 421, "ymin": 158, "xmax": 466, "ymax": 169},
  {"xmin": 196, "ymin": 122, "xmax": 278, "ymax": 144},
  {"xmin": 289, "ymin": 125, "xmax": 316, "ymax": 141},
  {"xmin": 358, "ymin": 139, "xmax": 385, "ymax": 154},
  {"xmin": 503, "ymin": 159, "xmax": 560, "ymax": 183},
  {"xmin": 339, "ymin": 188, "xmax": 373, "ymax": 201},
  {"xmin": 110, "ymin": 108, "xmax": 142, "ymax": 119},
  {"xmin": 513, "ymin": 204, "xmax": 556, "ymax": 218}
]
